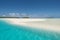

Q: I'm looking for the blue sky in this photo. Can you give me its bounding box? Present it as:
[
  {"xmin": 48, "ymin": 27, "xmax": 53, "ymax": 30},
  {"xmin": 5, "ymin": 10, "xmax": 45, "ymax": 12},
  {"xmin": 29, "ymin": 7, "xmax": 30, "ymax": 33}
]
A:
[{"xmin": 0, "ymin": 0, "xmax": 60, "ymax": 17}]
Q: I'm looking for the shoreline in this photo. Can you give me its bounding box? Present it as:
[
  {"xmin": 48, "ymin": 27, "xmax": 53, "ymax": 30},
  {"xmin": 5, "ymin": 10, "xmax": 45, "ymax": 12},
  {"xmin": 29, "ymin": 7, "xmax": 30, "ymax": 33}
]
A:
[{"xmin": 0, "ymin": 18, "xmax": 60, "ymax": 32}]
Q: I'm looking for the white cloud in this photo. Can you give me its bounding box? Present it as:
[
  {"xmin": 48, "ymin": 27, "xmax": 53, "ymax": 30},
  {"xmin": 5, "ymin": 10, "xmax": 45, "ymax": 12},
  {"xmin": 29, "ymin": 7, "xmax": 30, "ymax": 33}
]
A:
[
  {"xmin": 2, "ymin": 15, "xmax": 6, "ymax": 16},
  {"xmin": 8, "ymin": 13, "xmax": 21, "ymax": 17}
]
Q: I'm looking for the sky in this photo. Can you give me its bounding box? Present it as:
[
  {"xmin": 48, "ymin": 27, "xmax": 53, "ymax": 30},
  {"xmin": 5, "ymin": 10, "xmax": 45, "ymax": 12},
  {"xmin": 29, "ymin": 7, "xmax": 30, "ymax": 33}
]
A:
[{"xmin": 0, "ymin": 0, "xmax": 60, "ymax": 18}]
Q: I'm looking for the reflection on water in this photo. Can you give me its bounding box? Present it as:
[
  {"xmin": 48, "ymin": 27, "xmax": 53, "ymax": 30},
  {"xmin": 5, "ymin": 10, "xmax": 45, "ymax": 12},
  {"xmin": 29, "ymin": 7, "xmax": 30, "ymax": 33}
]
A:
[{"xmin": 0, "ymin": 20, "xmax": 60, "ymax": 40}]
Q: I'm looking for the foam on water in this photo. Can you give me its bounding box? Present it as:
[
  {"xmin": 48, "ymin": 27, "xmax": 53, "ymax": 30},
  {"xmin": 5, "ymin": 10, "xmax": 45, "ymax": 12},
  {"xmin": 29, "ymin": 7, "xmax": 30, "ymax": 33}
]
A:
[{"xmin": 0, "ymin": 20, "xmax": 60, "ymax": 40}]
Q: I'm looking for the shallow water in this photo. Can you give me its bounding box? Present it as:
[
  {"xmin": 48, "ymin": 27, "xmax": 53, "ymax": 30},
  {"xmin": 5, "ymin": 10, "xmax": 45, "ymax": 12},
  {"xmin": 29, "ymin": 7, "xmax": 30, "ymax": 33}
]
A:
[{"xmin": 0, "ymin": 20, "xmax": 60, "ymax": 40}]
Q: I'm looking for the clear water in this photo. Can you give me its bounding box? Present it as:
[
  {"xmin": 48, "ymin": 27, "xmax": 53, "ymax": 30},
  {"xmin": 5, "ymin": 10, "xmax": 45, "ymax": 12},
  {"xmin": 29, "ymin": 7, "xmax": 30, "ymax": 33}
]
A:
[{"xmin": 0, "ymin": 20, "xmax": 60, "ymax": 40}]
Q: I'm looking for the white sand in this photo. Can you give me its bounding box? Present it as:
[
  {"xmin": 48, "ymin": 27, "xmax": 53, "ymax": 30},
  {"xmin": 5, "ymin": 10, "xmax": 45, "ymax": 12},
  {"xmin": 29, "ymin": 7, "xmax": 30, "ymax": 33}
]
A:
[{"xmin": 0, "ymin": 18, "xmax": 60, "ymax": 32}]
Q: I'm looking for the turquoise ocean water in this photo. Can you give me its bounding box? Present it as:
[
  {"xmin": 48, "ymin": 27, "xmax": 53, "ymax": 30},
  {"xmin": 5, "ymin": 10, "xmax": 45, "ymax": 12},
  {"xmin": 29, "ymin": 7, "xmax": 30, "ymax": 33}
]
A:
[{"xmin": 0, "ymin": 20, "xmax": 60, "ymax": 40}]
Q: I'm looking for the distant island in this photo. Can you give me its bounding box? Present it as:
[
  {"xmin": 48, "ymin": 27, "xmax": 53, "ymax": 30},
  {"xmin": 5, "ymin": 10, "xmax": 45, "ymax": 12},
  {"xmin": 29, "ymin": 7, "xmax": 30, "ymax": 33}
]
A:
[{"xmin": 0, "ymin": 16, "xmax": 30, "ymax": 18}]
